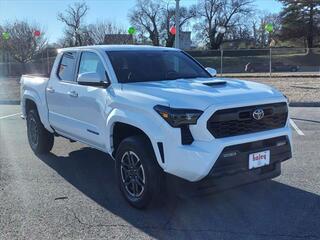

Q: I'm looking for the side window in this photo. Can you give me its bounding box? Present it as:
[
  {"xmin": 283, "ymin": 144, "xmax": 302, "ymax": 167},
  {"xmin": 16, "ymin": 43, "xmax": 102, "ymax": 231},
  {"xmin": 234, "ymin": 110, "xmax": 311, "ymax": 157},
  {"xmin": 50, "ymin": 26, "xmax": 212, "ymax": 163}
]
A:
[
  {"xmin": 57, "ymin": 52, "xmax": 77, "ymax": 81},
  {"xmin": 78, "ymin": 52, "xmax": 106, "ymax": 80}
]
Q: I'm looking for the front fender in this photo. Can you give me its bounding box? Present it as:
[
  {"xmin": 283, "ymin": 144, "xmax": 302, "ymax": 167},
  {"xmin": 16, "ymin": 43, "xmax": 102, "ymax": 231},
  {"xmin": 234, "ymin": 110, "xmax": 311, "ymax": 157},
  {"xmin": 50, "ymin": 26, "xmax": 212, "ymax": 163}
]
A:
[{"xmin": 106, "ymin": 108, "xmax": 168, "ymax": 170}]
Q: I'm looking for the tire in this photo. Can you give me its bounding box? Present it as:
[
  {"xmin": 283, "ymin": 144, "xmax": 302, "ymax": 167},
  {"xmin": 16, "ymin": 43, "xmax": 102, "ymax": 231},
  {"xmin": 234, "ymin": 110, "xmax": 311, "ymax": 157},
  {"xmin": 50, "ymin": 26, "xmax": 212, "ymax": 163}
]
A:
[
  {"xmin": 27, "ymin": 109, "xmax": 54, "ymax": 154},
  {"xmin": 115, "ymin": 135, "xmax": 164, "ymax": 209}
]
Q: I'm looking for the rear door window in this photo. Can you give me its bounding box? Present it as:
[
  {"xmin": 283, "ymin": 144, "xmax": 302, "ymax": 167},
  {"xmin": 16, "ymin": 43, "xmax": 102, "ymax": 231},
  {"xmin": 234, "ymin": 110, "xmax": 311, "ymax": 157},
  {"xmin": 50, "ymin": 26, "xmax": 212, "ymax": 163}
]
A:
[{"xmin": 57, "ymin": 52, "xmax": 77, "ymax": 81}]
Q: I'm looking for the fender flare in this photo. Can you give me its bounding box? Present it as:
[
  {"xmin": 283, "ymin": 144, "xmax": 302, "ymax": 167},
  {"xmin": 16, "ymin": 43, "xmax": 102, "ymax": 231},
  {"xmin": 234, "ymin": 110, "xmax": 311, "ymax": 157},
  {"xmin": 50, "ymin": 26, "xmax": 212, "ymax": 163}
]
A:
[
  {"xmin": 106, "ymin": 108, "xmax": 166, "ymax": 169},
  {"xmin": 22, "ymin": 90, "xmax": 53, "ymax": 132}
]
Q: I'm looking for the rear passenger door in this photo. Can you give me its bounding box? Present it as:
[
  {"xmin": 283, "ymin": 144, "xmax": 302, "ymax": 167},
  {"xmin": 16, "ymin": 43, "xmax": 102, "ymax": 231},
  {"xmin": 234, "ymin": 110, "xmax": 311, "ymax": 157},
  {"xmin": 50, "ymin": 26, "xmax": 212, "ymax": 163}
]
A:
[{"xmin": 46, "ymin": 51, "xmax": 78, "ymax": 136}]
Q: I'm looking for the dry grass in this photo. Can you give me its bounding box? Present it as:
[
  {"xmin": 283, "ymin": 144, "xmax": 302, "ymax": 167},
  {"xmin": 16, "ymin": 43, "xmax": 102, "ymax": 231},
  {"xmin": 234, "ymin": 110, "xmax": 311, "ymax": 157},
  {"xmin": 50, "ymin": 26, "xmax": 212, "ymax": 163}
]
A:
[{"xmin": 239, "ymin": 77, "xmax": 320, "ymax": 103}]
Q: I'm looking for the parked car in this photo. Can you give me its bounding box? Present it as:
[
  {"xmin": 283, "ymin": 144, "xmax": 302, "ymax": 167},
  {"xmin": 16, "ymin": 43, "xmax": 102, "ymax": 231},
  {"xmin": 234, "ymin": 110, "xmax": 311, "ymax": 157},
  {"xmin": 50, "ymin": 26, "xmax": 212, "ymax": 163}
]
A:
[
  {"xmin": 245, "ymin": 62, "xmax": 299, "ymax": 72},
  {"xmin": 21, "ymin": 45, "xmax": 292, "ymax": 208}
]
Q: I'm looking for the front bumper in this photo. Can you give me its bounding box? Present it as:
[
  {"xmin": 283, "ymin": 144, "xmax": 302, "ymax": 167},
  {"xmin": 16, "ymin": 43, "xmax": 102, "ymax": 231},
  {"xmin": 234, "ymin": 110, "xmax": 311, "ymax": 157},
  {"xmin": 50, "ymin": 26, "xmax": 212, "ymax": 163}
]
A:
[
  {"xmin": 163, "ymin": 125, "xmax": 292, "ymax": 181},
  {"xmin": 166, "ymin": 135, "xmax": 291, "ymax": 196},
  {"xmin": 207, "ymin": 135, "xmax": 291, "ymax": 178}
]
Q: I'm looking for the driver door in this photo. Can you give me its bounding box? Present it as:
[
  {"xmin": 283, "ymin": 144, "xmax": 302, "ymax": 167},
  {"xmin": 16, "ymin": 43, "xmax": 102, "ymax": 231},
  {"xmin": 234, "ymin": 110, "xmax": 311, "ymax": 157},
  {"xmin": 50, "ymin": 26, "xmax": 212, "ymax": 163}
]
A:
[{"xmin": 65, "ymin": 51, "xmax": 110, "ymax": 150}]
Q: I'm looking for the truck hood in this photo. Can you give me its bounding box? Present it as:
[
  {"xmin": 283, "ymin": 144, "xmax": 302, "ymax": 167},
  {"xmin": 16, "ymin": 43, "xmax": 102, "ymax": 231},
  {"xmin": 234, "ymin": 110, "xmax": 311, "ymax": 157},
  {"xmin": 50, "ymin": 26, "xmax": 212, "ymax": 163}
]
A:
[{"xmin": 121, "ymin": 78, "xmax": 284, "ymax": 110}]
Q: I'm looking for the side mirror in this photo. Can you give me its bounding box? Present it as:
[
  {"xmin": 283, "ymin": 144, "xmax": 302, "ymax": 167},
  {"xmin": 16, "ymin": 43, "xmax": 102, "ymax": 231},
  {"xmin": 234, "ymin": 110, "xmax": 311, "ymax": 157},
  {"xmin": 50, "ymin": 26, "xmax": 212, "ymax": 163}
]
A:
[
  {"xmin": 78, "ymin": 72, "xmax": 110, "ymax": 88},
  {"xmin": 205, "ymin": 67, "xmax": 217, "ymax": 77}
]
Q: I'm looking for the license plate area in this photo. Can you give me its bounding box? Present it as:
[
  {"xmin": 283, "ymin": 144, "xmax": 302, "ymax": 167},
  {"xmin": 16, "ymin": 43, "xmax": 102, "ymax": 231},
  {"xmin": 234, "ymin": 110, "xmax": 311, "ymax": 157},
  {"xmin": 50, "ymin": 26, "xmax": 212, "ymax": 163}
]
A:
[{"xmin": 249, "ymin": 150, "xmax": 270, "ymax": 169}]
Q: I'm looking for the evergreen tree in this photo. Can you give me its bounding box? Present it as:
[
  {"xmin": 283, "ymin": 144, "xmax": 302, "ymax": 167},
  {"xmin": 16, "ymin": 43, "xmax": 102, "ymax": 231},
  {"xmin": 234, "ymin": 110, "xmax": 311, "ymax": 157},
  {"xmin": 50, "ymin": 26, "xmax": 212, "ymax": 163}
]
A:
[{"xmin": 279, "ymin": 0, "xmax": 320, "ymax": 48}]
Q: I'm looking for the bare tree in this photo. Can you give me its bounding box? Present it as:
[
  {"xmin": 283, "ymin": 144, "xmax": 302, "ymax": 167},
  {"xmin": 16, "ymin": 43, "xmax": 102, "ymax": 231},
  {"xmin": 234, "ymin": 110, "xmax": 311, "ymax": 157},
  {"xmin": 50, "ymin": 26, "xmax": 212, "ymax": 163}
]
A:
[
  {"xmin": 129, "ymin": 0, "xmax": 197, "ymax": 47},
  {"xmin": 129, "ymin": 0, "xmax": 162, "ymax": 46},
  {"xmin": 57, "ymin": 2, "xmax": 89, "ymax": 46},
  {"xmin": 225, "ymin": 21, "xmax": 252, "ymax": 41},
  {"xmin": 251, "ymin": 12, "xmax": 281, "ymax": 48},
  {"xmin": 88, "ymin": 21, "xmax": 127, "ymax": 44},
  {"xmin": 195, "ymin": 0, "xmax": 254, "ymax": 49},
  {"xmin": 161, "ymin": 3, "xmax": 197, "ymax": 47},
  {"xmin": 279, "ymin": 0, "xmax": 320, "ymax": 48},
  {"xmin": 0, "ymin": 21, "xmax": 47, "ymax": 63}
]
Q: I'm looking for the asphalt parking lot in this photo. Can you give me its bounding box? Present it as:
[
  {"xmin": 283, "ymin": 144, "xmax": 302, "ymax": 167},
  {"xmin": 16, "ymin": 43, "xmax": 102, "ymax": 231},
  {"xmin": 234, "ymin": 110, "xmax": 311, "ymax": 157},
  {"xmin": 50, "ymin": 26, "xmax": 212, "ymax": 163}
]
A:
[{"xmin": 1, "ymin": 105, "xmax": 320, "ymax": 240}]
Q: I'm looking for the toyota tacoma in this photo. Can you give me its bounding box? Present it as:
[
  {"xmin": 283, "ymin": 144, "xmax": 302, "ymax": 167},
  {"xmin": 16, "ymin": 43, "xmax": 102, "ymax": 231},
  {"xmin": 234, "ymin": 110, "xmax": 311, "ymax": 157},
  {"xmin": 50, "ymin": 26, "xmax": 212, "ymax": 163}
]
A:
[{"xmin": 21, "ymin": 45, "xmax": 292, "ymax": 208}]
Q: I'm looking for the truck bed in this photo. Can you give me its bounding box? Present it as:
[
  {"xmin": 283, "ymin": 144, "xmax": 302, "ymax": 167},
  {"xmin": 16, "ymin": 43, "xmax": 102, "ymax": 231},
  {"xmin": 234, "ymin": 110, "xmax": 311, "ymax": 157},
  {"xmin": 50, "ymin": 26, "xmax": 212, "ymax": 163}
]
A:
[
  {"xmin": 20, "ymin": 74, "xmax": 50, "ymax": 120},
  {"xmin": 21, "ymin": 74, "xmax": 50, "ymax": 79}
]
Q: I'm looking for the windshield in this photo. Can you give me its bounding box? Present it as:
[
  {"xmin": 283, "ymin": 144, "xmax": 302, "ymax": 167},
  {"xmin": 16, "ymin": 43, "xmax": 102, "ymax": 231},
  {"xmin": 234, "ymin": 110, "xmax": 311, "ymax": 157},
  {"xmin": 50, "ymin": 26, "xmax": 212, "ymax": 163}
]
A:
[{"xmin": 107, "ymin": 50, "xmax": 211, "ymax": 83}]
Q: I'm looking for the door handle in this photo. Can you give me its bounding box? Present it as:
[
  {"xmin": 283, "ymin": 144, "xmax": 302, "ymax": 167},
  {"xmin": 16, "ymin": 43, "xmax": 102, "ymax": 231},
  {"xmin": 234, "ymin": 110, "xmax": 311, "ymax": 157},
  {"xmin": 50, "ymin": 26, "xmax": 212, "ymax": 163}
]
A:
[
  {"xmin": 46, "ymin": 87, "xmax": 55, "ymax": 93},
  {"xmin": 68, "ymin": 90, "xmax": 78, "ymax": 98}
]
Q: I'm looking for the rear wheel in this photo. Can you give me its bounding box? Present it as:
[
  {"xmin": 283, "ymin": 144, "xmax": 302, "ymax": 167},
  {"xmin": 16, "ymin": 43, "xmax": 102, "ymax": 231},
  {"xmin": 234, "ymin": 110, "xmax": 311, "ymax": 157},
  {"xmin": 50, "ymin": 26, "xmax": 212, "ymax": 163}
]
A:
[
  {"xmin": 115, "ymin": 135, "xmax": 164, "ymax": 209},
  {"xmin": 27, "ymin": 109, "xmax": 54, "ymax": 154}
]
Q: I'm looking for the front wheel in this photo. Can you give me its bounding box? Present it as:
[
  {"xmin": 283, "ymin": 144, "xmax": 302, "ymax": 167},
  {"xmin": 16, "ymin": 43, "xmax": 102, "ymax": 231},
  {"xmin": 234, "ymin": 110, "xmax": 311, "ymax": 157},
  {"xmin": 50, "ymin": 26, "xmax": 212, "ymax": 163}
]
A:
[
  {"xmin": 115, "ymin": 135, "xmax": 164, "ymax": 209},
  {"xmin": 27, "ymin": 109, "xmax": 54, "ymax": 154}
]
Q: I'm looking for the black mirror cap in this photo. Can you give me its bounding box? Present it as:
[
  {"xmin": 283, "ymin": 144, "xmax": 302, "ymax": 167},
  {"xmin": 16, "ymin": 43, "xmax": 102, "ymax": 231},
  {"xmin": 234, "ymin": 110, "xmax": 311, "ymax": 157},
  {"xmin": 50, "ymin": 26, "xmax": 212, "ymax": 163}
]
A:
[{"xmin": 78, "ymin": 81, "xmax": 110, "ymax": 88}]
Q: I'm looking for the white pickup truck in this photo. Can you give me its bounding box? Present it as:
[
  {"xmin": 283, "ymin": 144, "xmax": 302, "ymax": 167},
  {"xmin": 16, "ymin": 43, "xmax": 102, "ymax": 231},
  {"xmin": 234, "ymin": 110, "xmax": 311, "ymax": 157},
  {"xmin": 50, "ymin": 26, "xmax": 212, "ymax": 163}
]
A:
[{"xmin": 21, "ymin": 45, "xmax": 292, "ymax": 208}]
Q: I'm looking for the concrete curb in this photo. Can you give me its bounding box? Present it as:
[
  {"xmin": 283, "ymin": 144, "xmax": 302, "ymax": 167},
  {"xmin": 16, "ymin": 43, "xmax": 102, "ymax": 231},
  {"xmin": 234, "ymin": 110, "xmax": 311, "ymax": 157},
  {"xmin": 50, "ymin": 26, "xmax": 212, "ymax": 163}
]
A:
[
  {"xmin": 1, "ymin": 100, "xmax": 320, "ymax": 107},
  {"xmin": 289, "ymin": 102, "xmax": 320, "ymax": 107},
  {"xmin": 0, "ymin": 100, "xmax": 20, "ymax": 105},
  {"xmin": 223, "ymin": 75, "xmax": 320, "ymax": 78}
]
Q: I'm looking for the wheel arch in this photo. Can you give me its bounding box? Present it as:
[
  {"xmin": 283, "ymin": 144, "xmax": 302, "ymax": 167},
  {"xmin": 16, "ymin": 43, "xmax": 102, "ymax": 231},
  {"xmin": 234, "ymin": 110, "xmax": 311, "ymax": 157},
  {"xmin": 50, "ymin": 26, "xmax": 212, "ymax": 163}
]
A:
[
  {"xmin": 110, "ymin": 120, "xmax": 165, "ymax": 170},
  {"xmin": 112, "ymin": 122, "xmax": 150, "ymax": 155},
  {"xmin": 25, "ymin": 98, "xmax": 37, "ymax": 113},
  {"xmin": 22, "ymin": 91, "xmax": 53, "ymax": 132}
]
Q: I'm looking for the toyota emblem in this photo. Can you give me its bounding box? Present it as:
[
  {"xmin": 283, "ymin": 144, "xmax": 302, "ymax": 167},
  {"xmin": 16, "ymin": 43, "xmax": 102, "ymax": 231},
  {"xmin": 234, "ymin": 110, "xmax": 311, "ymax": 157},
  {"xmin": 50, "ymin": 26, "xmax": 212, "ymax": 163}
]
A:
[{"xmin": 253, "ymin": 109, "xmax": 264, "ymax": 120}]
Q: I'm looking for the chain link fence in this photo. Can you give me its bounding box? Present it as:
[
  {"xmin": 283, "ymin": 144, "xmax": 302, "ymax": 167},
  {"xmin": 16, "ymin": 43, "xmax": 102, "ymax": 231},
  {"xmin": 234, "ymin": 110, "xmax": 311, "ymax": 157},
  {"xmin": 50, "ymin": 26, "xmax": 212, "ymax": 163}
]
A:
[
  {"xmin": 0, "ymin": 47, "xmax": 319, "ymax": 78},
  {"xmin": 0, "ymin": 48, "xmax": 57, "ymax": 78},
  {"xmin": 189, "ymin": 48, "xmax": 320, "ymax": 76},
  {"xmin": 1, "ymin": 47, "xmax": 320, "ymax": 103}
]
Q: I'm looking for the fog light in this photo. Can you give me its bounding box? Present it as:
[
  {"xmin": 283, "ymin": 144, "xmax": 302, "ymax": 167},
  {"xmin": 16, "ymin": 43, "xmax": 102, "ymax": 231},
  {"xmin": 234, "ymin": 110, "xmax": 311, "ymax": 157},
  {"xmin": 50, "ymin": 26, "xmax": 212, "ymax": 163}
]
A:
[
  {"xmin": 276, "ymin": 140, "xmax": 287, "ymax": 147},
  {"xmin": 223, "ymin": 151, "xmax": 237, "ymax": 158}
]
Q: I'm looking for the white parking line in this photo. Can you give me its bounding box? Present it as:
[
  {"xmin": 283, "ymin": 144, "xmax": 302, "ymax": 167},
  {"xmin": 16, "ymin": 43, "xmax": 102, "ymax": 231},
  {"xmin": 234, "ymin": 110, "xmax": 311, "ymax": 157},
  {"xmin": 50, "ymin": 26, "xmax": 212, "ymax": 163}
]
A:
[
  {"xmin": 290, "ymin": 119, "xmax": 305, "ymax": 136},
  {"xmin": 0, "ymin": 113, "xmax": 20, "ymax": 120}
]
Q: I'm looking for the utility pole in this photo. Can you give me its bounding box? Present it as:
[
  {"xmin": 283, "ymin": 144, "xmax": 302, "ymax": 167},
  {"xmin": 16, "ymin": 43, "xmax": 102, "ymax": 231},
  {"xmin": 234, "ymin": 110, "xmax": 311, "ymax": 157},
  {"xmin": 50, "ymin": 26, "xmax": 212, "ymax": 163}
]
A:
[
  {"xmin": 216, "ymin": 26, "xmax": 226, "ymax": 76},
  {"xmin": 175, "ymin": 0, "xmax": 180, "ymax": 49}
]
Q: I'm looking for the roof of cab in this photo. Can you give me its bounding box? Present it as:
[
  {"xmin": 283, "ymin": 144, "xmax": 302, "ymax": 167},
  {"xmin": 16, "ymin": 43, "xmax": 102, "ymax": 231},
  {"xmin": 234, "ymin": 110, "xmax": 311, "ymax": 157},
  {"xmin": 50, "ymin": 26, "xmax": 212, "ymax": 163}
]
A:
[{"xmin": 58, "ymin": 45, "xmax": 180, "ymax": 53}]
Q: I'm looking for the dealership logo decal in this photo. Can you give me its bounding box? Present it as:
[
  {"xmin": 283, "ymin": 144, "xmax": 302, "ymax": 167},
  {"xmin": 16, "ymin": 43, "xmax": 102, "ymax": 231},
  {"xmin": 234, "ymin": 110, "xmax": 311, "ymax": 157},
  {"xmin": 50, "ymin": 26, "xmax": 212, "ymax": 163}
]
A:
[{"xmin": 253, "ymin": 109, "xmax": 264, "ymax": 120}]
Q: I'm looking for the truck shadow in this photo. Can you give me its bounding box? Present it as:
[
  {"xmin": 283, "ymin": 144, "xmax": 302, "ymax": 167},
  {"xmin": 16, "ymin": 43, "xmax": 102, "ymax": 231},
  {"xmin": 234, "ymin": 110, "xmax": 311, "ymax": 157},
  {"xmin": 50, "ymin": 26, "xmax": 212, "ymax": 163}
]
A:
[{"xmin": 38, "ymin": 146, "xmax": 320, "ymax": 239}]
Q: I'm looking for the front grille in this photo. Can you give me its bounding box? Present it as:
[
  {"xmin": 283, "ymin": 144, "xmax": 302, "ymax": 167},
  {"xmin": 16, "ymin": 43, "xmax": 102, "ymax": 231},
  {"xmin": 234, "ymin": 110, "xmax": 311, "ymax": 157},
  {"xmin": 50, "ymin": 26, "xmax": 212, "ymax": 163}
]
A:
[{"xmin": 207, "ymin": 102, "xmax": 288, "ymax": 138}]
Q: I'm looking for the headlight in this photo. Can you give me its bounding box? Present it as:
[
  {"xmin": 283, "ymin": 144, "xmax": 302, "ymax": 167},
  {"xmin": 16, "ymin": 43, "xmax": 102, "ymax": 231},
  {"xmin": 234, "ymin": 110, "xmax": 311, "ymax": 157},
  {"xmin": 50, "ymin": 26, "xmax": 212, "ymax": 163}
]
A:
[{"xmin": 154, "ymin": 105, "xmax": 203, "ymax": 128}]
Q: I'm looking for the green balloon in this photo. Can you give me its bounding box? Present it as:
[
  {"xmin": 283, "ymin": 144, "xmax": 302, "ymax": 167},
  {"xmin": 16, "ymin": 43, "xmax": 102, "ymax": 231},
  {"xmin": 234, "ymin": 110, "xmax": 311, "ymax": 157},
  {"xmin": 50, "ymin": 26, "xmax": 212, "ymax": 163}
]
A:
[
  {"xmin": 2, "ymin": 32, "xmax": 10, "ymax": 40},
  {"xmin": 265, "ymin": 23, "xmax": 273, "ymax": 33},
  {"xmin": 128, "ymin": 27, "xmax": 136, "ymax": 35}
]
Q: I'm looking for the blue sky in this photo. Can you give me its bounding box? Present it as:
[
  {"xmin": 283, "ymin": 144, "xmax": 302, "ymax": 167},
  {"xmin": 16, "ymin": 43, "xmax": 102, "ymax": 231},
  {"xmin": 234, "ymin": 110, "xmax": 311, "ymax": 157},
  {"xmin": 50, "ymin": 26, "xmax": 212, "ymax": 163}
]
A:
[{"xmin": 0, "ymin": 0, "xmax": 283, "ymax": 43}]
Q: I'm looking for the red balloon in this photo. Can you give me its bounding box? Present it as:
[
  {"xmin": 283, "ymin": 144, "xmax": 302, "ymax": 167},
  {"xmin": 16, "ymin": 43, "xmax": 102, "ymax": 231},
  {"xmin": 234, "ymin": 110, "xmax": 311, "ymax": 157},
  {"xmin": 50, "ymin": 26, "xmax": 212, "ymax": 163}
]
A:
[
  {"xmin": 170, "ymin": 26, "xmax": 176, "ymax": 35},
  {"xmin": 34, "ymin": 30, "xmax": 41, "ymax": 37}
]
